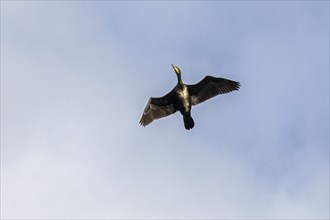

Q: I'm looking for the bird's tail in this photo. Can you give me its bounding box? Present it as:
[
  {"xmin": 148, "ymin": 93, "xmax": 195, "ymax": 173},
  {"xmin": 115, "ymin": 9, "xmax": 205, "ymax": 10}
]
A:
[{"xmin": 183, "ymin": 116, "xmax": 195, "ymax": 130}]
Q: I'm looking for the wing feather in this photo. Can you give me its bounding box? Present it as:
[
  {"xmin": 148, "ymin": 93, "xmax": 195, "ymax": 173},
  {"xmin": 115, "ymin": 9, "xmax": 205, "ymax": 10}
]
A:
[
  {"xmin": 188, "ymin": 76, "xmax": 240, "ymax": 105},
  {"xmin": 139, "ymin": 91, "xmax": 176, "ymax": 126}
]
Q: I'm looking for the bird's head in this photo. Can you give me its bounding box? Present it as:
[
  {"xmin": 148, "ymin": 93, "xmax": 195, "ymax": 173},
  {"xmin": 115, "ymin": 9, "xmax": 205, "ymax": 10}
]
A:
[{"xmin": 171, "ymin": 64, "xmax": 181, "ymax": 75}]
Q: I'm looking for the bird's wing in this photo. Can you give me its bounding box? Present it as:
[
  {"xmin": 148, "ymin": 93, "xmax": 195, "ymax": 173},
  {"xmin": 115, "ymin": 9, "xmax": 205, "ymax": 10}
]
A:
[
  {"xmin": 188, "ymin": 76, "xmax": 240, "ymax": 106},
  {"xmin": 139, "ymin": 91, "xmax": 177, "ymax": 127}
]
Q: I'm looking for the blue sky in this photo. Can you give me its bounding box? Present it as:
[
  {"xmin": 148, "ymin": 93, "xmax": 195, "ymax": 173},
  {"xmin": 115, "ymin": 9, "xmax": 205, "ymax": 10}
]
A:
[{"xmin": 1, "ymin": 1, "xmax": 329, "ymax": 219}]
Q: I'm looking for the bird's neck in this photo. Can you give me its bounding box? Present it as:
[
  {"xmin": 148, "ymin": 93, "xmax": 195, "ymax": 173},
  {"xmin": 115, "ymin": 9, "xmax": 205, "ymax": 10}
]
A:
[{"xmin": 177, "ymin": 73, "xmax": 183, "ymax": 84}]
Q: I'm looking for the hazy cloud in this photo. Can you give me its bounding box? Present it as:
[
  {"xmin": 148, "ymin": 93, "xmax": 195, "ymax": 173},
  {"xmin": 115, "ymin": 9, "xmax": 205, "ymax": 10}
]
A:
[{"xmin": 1, "ymin": 1, "xmax": 329, "ymax": 219}]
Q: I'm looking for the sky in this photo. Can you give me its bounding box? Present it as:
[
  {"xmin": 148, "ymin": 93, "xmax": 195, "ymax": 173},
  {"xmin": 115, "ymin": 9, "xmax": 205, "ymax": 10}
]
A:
[{"xmin": 1, "ymin": 1, "xmax": 329, "ymax": 219}]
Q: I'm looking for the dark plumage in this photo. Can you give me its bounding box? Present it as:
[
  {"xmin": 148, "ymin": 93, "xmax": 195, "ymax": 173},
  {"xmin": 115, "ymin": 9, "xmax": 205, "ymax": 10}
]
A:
[{"xmin": 140, "ymin": 64, "xmax": 240, "ymax": 130}]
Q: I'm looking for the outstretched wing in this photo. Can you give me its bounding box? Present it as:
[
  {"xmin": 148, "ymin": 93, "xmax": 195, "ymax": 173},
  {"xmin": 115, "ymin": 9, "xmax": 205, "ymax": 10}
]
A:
[
  {"xmin": 188, "ymin": 76, "xmax": 240, "ymax": 106},
  {"xmin": 139, "ymin": 91, "xmax": 177, "ymax": 127}
]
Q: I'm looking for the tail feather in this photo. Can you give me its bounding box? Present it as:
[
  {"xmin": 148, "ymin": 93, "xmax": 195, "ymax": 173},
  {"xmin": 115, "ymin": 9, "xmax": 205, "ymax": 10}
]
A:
[{"xmin": 183, "ymin": 116, "xmax": 195, "ymax": 130}]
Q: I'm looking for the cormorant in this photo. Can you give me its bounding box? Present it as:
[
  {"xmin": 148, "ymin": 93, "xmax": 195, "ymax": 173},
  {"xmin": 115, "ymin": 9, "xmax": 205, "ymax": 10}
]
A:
[{"xmin": 140, "ymin": 64, "xmax": 240, "ymax": 130}]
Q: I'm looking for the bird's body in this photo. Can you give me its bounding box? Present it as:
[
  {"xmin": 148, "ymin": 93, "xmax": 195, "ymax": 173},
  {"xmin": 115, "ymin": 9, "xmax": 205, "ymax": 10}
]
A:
[
  {"xmin": 173, "ymin": 83, "xmax": 194, "ymax": 129},
  {"xmin": 140, "ymin": 64, "xmax": 240, "ymax": 130},
  {"xmin": 175, "ymin": 84, "xmax": 190, "ymax": 113}
]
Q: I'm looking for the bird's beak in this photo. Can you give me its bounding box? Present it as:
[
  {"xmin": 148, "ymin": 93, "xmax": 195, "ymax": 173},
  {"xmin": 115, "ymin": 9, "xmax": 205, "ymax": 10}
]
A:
[{"xmin": 171, "ymin": 64, "xmax": 179, "ymax": 74}]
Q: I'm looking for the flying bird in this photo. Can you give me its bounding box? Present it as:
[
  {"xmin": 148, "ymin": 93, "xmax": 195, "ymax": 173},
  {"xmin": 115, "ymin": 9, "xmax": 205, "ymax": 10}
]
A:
[{"xmin": 140, "ymin": 64, "xmax": 240, "ymax": 130}]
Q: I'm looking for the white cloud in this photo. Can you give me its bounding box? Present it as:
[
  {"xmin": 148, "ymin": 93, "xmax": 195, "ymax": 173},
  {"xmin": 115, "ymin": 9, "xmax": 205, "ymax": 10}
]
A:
[{"xmin": 1, "ymin": 1, "xmax": 329, "ymax": 219}]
